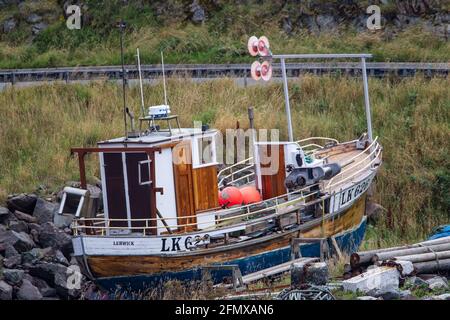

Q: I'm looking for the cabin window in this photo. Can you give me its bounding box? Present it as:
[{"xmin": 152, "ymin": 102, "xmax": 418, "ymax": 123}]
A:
[{"xmin": 197, "ymin": 136, "xmax": 213, "ymax": 164}]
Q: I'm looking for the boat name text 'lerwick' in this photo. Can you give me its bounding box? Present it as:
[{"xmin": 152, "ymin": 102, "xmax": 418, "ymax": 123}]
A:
[{"xmin": 113, "ymin": 241, "xmax": 135, "ymax": 246}]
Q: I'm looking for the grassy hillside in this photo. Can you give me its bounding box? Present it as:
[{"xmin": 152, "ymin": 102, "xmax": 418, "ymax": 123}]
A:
[
  {"xmin": 0, "ymin": 76, "xmax": 448, "ymax": 245},
  {"xmin": 0, "ymin": 0, "xmax": 449, "ymax": 68}
]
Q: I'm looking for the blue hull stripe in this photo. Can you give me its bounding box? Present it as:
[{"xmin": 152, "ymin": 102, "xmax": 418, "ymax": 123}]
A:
[{"xmin": 96, "ymin": 218, "xmax": 367, "ymax": 291}]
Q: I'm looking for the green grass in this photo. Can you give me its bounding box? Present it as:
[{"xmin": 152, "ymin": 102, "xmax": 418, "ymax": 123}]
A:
[
  {"xmin": 0, "ymin": 75, "xmax": 448, "ymax": 242},
  {"xmin": 0, "ymin": 1, "xmax": 449, "ymax": 68}
]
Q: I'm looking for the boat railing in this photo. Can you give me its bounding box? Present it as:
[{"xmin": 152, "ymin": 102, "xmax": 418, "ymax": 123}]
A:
[
  {"xmin": 217, "ymin": 137, "xmax": 339, "ymax": 187},
  {"xmin": 72, "ymin": 183, "xmax": 322, "ymax": 236},
  {"xmin": 326, "ymin": 138, "xmax": 382, "ymax": 190}
]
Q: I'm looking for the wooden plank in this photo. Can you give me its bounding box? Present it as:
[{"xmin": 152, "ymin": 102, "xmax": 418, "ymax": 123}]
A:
[
  {"xmin": 172, "ymin": 141, "xmax": 196, "ymax": 232},
  {"xmin": 192, "ymin": 165, "xmax": 219, "ymax": 212},
  {"xmin": 260, "ymin": 144, "xmax": 286, "ymax": 200},
  {"xmin": 241, "ymin": 257, "xmax": 319, "ymax": 284}
]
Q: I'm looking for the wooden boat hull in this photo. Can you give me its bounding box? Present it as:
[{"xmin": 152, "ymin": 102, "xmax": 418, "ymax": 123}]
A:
[{"xmin": 75, "ymin": 194, "xmax": 368, "ymax": 290}]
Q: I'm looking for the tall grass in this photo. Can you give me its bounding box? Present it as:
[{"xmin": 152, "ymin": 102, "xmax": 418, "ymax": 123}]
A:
[{"xmin": 0, "ymin": 76, "xmax": 448, "ymax": 244}]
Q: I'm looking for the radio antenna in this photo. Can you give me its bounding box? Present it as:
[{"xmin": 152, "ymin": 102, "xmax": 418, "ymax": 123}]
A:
[
  {"xmin": 118, "ymin": 20, "xmax": 128, "ymax": 139},
  {"xmin": 161, "ymin": 51, "xmax": 168, "ymax": 106},
  {"xmin": 136, "ymin": 48, "xmax": 145, "ymax": 117}
]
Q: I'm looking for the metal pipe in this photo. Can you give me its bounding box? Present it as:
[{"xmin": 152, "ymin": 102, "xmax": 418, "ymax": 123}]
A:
[
  {"xmin": 118, "ymin": 20, "xmax": 128, "ymax": 139},
  {"xmin": 361, "ymin": 57, "xmax": 373, "ymax": 141},
  {"xmin": 136, "ymin": 48, "xmax": 146, "ymax": 117},
  {"xmin": 280, "ymin": 58, "xmax": 294, "ymax": 142},
  {"xmin": 272, "ymin": 53, "xmax": 373, "ymax": 59}
]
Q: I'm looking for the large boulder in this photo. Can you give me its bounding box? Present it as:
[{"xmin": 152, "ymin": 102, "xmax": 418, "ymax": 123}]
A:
[
  {"xmin": 38, "ymin": 223, "xmax": 73, "ymax": 258},
  {"xmin": 0, "ymin": 230, "xmax": 35, "ymax": 253},
  {"xmin": 29, "ymin": 263, "xmax": 81, "ymax": 299},
  {"xmin": 33, "ymin": 198, "xmax": 57, "ymax": 225},
  {"xmin": 0, "ymin": 280, "xmax": 13, "ymax": 300},
  {"xmin": 16, "ymin": 279, "xmax": 43, "ymax": 300},
  {"xmin": 6, "ymin": 194, "xmax": 37, "ymax": 214},
  {"xmin": 30, "ymin": 277, "xmax": 57, "ymax": 298},
  {"xmin": 3, "ymin": 268, "xmax": 25, "ymax": 286}
]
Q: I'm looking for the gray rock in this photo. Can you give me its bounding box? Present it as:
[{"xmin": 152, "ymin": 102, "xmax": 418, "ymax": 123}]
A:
[
  {"xmin": 54, "ymin": 213, "xmax": 74, "ymax": 229},
  {"xmin": 29, "ymin": 262, "xmax": 81, "ymax": 299},
  {"xmin": 17, "ymin": 279, "xmax": 43, "ymax": 300},
  {"xmin": 298, "ymin": 14, "xmax": 319, "ymax": 34},
  {"xmin": 29, "ymin": 231, "xmax": 38, "ymax": 245},
  {"xmin": 406, "ymin": 276, "xmax": 429, "ymax": 288},
  {"xmin": 29, "ymin": 223, "xmax": 42, "ymax": 243},
  {"xmin": 367, "ymin": 288, "xmax": 401, "ymax": 300},
  {"xmin": 28, "ymin": 223, "xmax": 42, "ymax": 233},
  {"xmin": 38, "ymin": 222, "xmax": 73, "ymax": 258},
  {"xmin": 352, "ymin": 15, "xmax": 368, "ymax": 33},
  {"xmin": 2, "ymin": 243, "xmax": 19, "ymax": 258},
  {"xmin": 32, "ymin": 22, "xmax": 48, "ymax": 35},
  {"xmin": 52, "ymin": 249, "xmax": 69, "ymax": 266},
  {"xmin": 3, "ymin": 254, "xmax": 21, "ymax": 268},
  {"xmin": 316, "ymin": 15, "xmax": 338, "ymax": 32},
  {"xmin": 9, "ymin": 220, "xmax": 29, "ymax": 233},
  {"xmin": 26, "ymin": 13, "xmax": 42, "ymax": 24},
  {"xmin": 3, "ymin": 268, "xmax": 24, "ymax": 286},
  {"xmin": 398, "ymin": 289, "xmax": 415, "ymax": 300},
  {"xmin": 23, "ymin": 273, "xmax": 57, "ymax": 297},
  {"xmin": 282, "ymin": 16, "xmax": 293, "ymax": 34},
  {"xmin": 14, "ymin": 210, "xmax": 37, "ymax": 224},
  {"xmin": 7, "ymin": 194, "xmax": 37, "ymax": 214},
  {"xmin": 33, "ymin": 198, "xmax": 57, "ymax": 225},
  {"xmin": 34, "ymin": 278, "xmax": 57, "ymax": 297},
  {"xmin": 190, "ymin": 0, "xmax": 205, "ymax": 24},
  {"xmin": 2, "ymin": 18, "xmax": 17, "ymax": 34},
  {"xmin": 0, "ymin": 230, "xmax": 35, "ymax": 252},
  {"xmin": 426, "ymin": 276, "xmax": 449, "ymax": 291},
  {"xmin": 21, "ymin": 247, "xmax": 50, "ymax": 265},
  {"xmin": 0, "ymin": 230, "xmax": 35, "ymax": 253},
  {"xmin": 0, "ymin": 280, "xmax": 13, "ymax": 300},
  {"xmin": 0, "ymin": 207, "xmax": 10, "ymax": 223}
]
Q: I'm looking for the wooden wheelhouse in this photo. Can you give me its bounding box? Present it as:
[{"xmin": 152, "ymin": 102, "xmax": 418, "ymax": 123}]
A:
[{"xmin": 71, "ymin": 128, "xmax": 220, "ymax": 235}]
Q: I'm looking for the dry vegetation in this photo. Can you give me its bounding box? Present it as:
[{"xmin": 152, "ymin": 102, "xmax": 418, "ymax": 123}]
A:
[{"xmin": 0, "ymin": 75, "xmax": 449, "ymax": 245}]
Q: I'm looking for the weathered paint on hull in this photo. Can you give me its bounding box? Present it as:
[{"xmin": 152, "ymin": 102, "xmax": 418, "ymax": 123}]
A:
[
  {"xmin": 95, "ymin": 217, "xmax": 366, "ymax": 291},
  {"xmin": 83, "ymin": 195, "xmax": 367, "ymax": 290}
]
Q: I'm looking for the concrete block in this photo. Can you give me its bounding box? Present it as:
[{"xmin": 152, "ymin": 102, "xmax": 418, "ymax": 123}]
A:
[{"xmin": 342, "ymin": 266, "xmax": 399, "ymax": 293}]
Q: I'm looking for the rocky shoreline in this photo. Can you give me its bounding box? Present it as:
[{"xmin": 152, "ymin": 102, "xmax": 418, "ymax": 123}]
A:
[{"xmin": 0, "ymin": 192, "xmax": 89, "ymax": 300}]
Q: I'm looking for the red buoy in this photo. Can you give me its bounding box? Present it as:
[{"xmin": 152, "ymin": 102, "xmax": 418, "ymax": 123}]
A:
[
  {"xmin": 240, "ymin": 186, "xmax": 262, "ymax": 205},
  {"xmin": 218, "ymin": 186, "xmax": 243, "ymax": 208}
]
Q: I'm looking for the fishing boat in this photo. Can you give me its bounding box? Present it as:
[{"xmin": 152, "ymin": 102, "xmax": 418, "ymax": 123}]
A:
[{"xmin": 63, "ymin": 36, "xmax": 382, "ymax": 290}]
